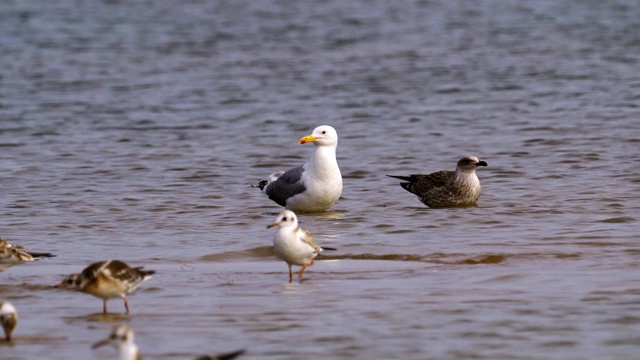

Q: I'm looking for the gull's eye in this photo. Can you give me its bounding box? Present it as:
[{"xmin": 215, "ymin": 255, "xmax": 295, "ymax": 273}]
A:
[
  {"xmin": 282, "ymin": 217, "xmax": 287, "ymax": 221},
  {"xmin": 322, "ymin": 130, "xmax": 326, "ymax": 134},
  {"xmin": 66, "ymin": 279, "xmax": 73, "ymax": 285}
]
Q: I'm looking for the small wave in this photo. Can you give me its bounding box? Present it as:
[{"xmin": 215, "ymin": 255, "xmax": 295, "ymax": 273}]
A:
[
  {"xmin": 598, "ymin": 217, "xmax": 635, "ymax": 223},
  {"xmin": 198, "ymin": 246, "xmax": 275, "ymax": 261},
  {"xmin": 198, "ymin": 249, "xmax": 512, "ymax": 266}
]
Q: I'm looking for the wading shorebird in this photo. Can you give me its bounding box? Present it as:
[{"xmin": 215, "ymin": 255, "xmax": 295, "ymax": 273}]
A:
[
  {"xmin": 56, "ymin": 260, "xmax": 155, "ymax": 314},
  {"xmin": 0, "ymin": 237, "xmax": 54, "ymax": 272}
]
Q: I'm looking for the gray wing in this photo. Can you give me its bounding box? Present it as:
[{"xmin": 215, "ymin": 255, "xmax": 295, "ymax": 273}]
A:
[{"xmin": 265, "ymin": 165, "xmax": 307, "ymax": 207}]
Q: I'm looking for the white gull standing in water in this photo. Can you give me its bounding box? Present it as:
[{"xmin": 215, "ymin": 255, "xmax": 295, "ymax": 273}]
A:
[
  {"xmin": 256, "ymin": 125, "xmax": 342, "ymax": 213},
  {"xmin": 387, "ymin": 155, "xmax": 488, "ymax": 208},
  {"xmin": 267, "ymin": 210, "xmax": 336, "ymax": 282}
]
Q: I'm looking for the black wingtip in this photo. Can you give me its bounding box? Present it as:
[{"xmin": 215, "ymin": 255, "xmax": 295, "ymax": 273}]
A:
[
  {"xmin": 322, "ymin": 247, "xmax": 338, "ymax": 251},
  {"xmin": 201, "ymin": 349, "xmax": 246, "ymax": 360},
  {"xmin": 258, "ymin": 180, "xmax": 268, "ymax": 190},
  {"xmin": 30, "ymin": 252, "xmax": 55, "ymax": 259}
]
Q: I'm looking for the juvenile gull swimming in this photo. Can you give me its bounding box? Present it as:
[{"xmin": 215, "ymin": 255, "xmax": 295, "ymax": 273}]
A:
[
  {"xmin": 0, "ymin": 300, "xmax": 17, "ymax": 341},
  {"xmin": 55, "ymin": 260, "xmax": 155, "ymax": 314},
  {"xmin": 0, "ymin": 237, "xmax": 55, "ymax": 272},
  {"xmin": 256, "ymin": 125, "xmax": 342, "ymax": 213},
  {"xmin": 267, "ymin": 210, "xmax": 336, "ymax": 282},
  {"xmin": 387, "ymin": 155, "xmax": 488, "ymax": 208}
]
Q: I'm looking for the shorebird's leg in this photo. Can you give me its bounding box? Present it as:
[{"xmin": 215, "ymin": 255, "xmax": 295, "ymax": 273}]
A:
[
  {"xmin": 124, "ymin": 297, "xmax": 130, "ymax": 314},
  {"xmin": 288, "ymin": 264, "xmax": 293, "ymax": 283},
  {"xmin": 103, "ymin": 300, "xmax": 108, "ymax": 314}
]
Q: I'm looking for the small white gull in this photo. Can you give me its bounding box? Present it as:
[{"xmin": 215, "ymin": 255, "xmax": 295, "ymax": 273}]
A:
[{"xmin": 267, "ymin": 210, "xmax": 336, "ymax": 282}]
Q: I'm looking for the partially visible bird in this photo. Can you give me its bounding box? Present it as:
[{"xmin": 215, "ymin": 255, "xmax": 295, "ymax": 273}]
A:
[
  {"xmin": 55, "ymin": 260, "xmax": 155, "ymax": 314},
  {"xmin": 92, "ymin": 325, "xmax": 142, "ymax": 360},
  {"xmin": 387, "ymin": 155, "xmax": 488, "ymax": 208},
  {"xmin": 194, "ymin": 349, "xmax": 246, "ymax": 360},
  {"xmin": 0, "ymin": 300, "xmax": 17, "ymax": 341},
  {"xmin": 267, "ymin": 210, "xmax": 336, "ymax": 282},
  {"xmin": 0, "ymin": 237, "xmax": 55, "ymax": 272},
  {"xmin": 256, "ymin": 125, "xmax": 342, "ymax": 213}
]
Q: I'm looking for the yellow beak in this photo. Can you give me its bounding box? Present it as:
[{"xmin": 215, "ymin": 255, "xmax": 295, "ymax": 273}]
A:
[{"xmin": 299, "ymin": 135, "xmax": 317, "ymax": 144}]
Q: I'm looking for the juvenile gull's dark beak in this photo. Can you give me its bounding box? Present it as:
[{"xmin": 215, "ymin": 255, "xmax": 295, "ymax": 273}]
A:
[{"xmin": 476, "ymin": 161, "xmax": 488, "ymax": 167}]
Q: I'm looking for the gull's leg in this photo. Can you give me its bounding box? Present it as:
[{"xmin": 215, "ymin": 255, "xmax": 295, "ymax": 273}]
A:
[
  {"xmin": 288, "ymin": 264, "xmax": 293, "ymax": 283},
  {"xmin": 298, "ymin": 264, "xmax": 308, "ymax": 280},
  {"xmin": 103, "ymin": 300, "xmax": 108, "ymax": 314}
]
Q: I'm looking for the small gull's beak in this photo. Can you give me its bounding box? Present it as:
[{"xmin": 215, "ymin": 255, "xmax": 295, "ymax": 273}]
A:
[
  {"xmin": 53, "ymin": 282, "xmax": 65, "ymax": 289},
  {"xmin": 476, "ymin": 161, "xmax": 488, "ymax": 167},
  {"xmin": 299, "ymin": 135, "xmax": 317, "ymax": 144},
  {"xmin": 267, "ymin": 222, "xmax": 279, "ymax": 228}
]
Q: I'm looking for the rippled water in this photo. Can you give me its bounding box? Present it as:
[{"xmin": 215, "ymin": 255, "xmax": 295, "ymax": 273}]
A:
[{"xmin": 1, "ymin": 0, "xmax": 639, "ymax": 359}]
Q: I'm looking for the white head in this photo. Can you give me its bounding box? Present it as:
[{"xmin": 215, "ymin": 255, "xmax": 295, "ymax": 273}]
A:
[
  {"xmin": 298, "ymin": 125, "xmax": 338, "ymax": 147},
  {"xmin": 267, "ymin": 210, "xmax": 299, "ymax": 230},
  {"xmin": 456, "ymin": 155, "xmax": 488, "ymax": 173},
  {"xmin": 92, "ymin": 325, "xmax": 140, "ymax": 360},
  {"xmin": 0, "ymin": 300, "xmax": 18, "ymax": 341},
  {"xmin": 56, "ymin": 273, "xmax": 84, "ymax": 291}
]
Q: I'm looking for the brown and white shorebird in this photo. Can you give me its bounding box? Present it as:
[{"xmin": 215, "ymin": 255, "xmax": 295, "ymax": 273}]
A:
[
  {"xmin": 0, "ymin": 237, "xmax": 55, "ymax": 272},
  {"xmin": 267, "ymin": 210, "xmax": 336, "ymax": 282},
  {"xmin": 255, "ymin": 125, "xmax": 343, "ymax": 213},
  {"xmin": 56, "ymin": 260, "xmax": 155, "ymax": 314},
  {"xmin": 387, "ymin": 155, "xmax": 488, "ymax": 208},
  {"xmin": 0, "ymin": 300, "xmax": 17, "ymax": 341},
  {"xmin": 92, "ymin": 325, "xmax": 142, "ymax": 360}
]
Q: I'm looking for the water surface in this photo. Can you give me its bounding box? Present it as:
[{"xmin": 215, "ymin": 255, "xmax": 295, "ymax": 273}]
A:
[{"xmin": 1, "ymin": 0, "xmax": 639, "ymax": 359}]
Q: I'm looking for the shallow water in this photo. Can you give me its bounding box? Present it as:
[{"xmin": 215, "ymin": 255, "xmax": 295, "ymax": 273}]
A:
[{"xmin": 1, "ymin": 0, "xmax": 640, "ymax": 359}]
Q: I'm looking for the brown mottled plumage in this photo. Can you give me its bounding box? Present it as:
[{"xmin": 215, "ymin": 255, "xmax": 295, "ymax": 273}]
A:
[
  {"xmin": 56, "ymin": 260, "xmax": 154, "ymax": 314},
  {"xmin": 0, "ymin": 237, "xmax": 55, "ymax": 272},
  {"xmin": 388, "ymin": 155, "xmax": 488, "ymax": 208}
]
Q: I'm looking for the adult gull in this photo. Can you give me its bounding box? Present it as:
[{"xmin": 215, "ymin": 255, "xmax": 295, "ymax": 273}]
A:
[{"xmin": 257, "ymin": 125, "xmax": 342, "ymax": 213}]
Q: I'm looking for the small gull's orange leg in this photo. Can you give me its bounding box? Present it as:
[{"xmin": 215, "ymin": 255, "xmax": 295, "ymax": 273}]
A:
[
  {"xmin": 298, "ymin": 264, "xmax": 307, "ymax": 280},
  {"xmin": 288, "ymin": 264, "xmax": 293, "ymax": 283}
]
